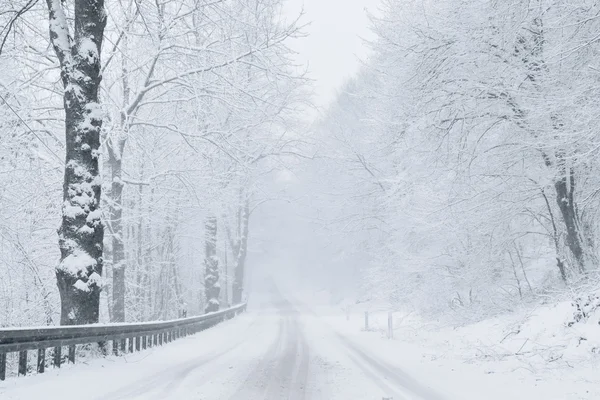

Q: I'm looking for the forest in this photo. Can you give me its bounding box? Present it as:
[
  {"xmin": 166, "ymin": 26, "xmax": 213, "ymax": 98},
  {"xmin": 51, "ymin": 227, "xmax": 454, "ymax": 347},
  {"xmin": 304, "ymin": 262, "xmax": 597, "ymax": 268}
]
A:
[
  {"xmin": 0, "ymin": 0, "xmax": 308, "ymax": 327},
  {"xmin": 2, "ymin": 0, "xmax": 600, "ymax": 334},
  {"xmin": 306, "ymin": 0, "xmax": 600, "ymax": 323}
]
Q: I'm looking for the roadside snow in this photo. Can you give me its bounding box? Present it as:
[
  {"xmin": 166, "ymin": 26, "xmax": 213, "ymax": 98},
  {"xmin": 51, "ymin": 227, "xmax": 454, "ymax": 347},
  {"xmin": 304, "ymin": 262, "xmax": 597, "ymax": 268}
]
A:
[
  {"xmin": 0, "ymin": 313, "xmax": 258, "ymax": 400},
  {"xmin": 304, "ymin": 294, "xmax": 600, "ymax": 400}
]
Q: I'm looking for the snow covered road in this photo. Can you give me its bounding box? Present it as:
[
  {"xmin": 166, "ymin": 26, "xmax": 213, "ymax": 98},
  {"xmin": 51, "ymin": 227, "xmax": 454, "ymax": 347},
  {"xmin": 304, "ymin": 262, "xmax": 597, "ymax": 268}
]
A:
[{"xmin": 0, "ymin": 290, "xmax": 445, "ymax": 400}]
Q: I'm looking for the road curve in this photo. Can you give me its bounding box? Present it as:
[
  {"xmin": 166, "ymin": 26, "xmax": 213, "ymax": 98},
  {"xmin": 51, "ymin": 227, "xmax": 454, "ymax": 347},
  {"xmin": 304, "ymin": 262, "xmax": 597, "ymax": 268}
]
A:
[{"xmin": 0, "ymin": 288, "xmax": 446, "ymax": 400}]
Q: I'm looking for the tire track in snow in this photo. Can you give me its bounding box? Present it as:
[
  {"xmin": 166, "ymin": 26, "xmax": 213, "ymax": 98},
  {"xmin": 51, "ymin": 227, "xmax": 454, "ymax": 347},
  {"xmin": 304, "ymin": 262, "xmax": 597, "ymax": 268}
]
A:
[
  {"xmin": 284, "ymin": 291, "xmax": 448, "ymax": 400},
  {"xmin": 229, "ymin": 298, "xmax": 310, "ymax": 400},
  {"xmin": 338, "ymin": 333, "xmax": 446, "ymax": 400}
]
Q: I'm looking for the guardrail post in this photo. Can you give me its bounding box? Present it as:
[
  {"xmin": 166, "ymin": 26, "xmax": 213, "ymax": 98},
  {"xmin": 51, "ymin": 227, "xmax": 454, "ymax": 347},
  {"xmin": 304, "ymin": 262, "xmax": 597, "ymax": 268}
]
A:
[
  {"xmin": 120, "ymin": 338, "xmax": 126, "ymax": 353},
  {"xmin": 18, "ymin": 350, "xmax": 27, "ymax": 376},
  {"xmin": 68, "ymin": 345, "xmax": 75, "ymax": 364},
  {"xmin": 159, "ymin": 333, "xmax": 163, "ymax": 346},
  {"xmin": 136, "ymin": 336, "xmax": 141, "ymax": 352},
  {"xmin": 142, "ymin": 335, "xmax": 147, "ymax": 350},
  {"xmin": 53, "ymin": 346, "xmax": 61, "ymax": 368},
  {"xmin": 128, "ymin": 337, "xmax": 134, "ymax": 353},
  {"xmin": 37, "ymin": 348, "xmax": 45, "ymax": 373},
  {"xmin": 0, "ymin": 352, "xmax": 6, "ymax": 381},
  {"xmin": 112, "ymin": 340, "xmax": 118, "ymax": 355}
]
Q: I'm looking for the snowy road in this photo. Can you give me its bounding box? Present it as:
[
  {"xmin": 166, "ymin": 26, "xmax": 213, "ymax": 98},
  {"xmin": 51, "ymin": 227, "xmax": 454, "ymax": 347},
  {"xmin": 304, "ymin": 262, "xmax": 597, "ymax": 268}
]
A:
[{"xmin": 0, "ymin": 289, "xmax": 444, "ymax": 400}]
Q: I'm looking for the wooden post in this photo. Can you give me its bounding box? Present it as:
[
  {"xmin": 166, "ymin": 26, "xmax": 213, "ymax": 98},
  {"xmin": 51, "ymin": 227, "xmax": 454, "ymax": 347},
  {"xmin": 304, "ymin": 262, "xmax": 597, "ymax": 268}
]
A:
[
  {"xmin": 113, "ymin": 340, "xmax": 119, "ymax": 355},
  {"xmin": 18, "ymin": 350, "xmax": 27, "ymax": 376},
  {"xmin": 120, "ymin": 338, "xmax": 126, "ymax": 353},
  {"xmin": 68, "ymin": 345, "xmax": 75, "ymax": 364},
  {"xmin": 128, "ymin": 337, "xmax": 134, "ymax": 353},
  {"xmin": 364, "ymin": 311, "xmax": 369, "ymax": 331},
  {"xmin": 387, "ymin": 312, "xmax": 393, "ymax": 339},
  {"xmin": 37, "ymin": 348, "xmax": 45, "ymax": 373},
  {"xmin": 53, "ymin": 346, "xmax": 61, "ymax": 368},
  {"xmin": 136, "ymin": 336, "xmax": 141, "ymax": 352},
  {"xmin": 142, "ymin": 335, "xmax": 147, "ymax": 350}
]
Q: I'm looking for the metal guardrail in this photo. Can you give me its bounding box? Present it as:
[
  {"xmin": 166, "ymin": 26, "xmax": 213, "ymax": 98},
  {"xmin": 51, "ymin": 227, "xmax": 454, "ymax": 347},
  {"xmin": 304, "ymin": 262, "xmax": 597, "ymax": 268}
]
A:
[{"xmin": 0, "ymin": 303, "xmax": 247, "ymax": 380}]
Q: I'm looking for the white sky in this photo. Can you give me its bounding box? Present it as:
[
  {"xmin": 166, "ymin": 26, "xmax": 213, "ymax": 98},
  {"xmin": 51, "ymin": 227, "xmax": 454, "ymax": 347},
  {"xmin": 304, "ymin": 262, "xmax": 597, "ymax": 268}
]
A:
[{"xmin": 283, "ymin": 0, "xmax": 380, "ymax": 108}]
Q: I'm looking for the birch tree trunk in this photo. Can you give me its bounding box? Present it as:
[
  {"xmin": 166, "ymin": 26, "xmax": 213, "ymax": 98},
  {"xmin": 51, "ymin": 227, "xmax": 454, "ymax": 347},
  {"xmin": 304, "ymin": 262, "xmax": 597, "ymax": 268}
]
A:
[
  {"xmin": 46, "ymin": 0, "xmax": 106, "ymax": 325},
  {"xmin": 204, "ymin": 216, "xmax": 219, "ymax": 313}
]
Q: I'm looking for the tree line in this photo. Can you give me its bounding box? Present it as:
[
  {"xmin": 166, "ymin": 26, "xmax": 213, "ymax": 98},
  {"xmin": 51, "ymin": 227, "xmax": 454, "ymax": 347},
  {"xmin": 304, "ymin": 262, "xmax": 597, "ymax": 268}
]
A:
[
  {"xmin": 312, "ymin": 0, "xmax": 600, "ymax": 319},
  {"xmin": 0, "ymin": 0, "xmax": 306, "ymax": 326}
]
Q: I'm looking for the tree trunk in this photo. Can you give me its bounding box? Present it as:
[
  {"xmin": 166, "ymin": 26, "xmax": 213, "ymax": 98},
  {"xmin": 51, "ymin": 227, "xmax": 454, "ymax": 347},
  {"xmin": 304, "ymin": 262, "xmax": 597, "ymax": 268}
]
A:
[
  {"xmin": 107, "ymin": 144, "xmax": 126, "ymax": 322},
  {"xmin": 204, "ymin": 216, "xmax": 220, "ymax": 313},
  {"xmin": 232, "ymin": 200, "xmax": 249, "ymax": 304},
  {"xmin": 541, "ymin": 188, "xmax": 568, "ymax": 282},
  {"xmin": 46, "ymin": 0, "xmax": 107, "ymax": 325},
  {"xmin": 107, "ymin": 28, "xmax": 130, "ymax": 322},
  {"xmin": 554, "ymin": 162, "xmax": 586, "ymax": 273}
]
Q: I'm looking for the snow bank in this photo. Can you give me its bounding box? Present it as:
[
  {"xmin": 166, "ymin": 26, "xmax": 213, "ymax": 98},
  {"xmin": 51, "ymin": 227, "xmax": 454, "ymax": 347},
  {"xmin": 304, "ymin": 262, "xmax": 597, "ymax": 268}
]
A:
[{"xmin": 292, "ymin": 282, "xmax": 600, "ymax": 400}]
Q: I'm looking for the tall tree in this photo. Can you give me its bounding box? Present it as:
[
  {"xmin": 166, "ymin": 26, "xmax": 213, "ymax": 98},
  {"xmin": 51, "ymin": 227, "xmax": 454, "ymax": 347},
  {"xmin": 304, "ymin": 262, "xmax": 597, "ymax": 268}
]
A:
[
  {"xmin": 230, "ymin": 198, "xmax": 249, "ymax": 305},
  {"xmin": 204, "ymin": 215, "xmax": 219, "ymax": 312},
  {"xmin": 46, "ymin": 0, "xmax": 106, "ymax": 325}
]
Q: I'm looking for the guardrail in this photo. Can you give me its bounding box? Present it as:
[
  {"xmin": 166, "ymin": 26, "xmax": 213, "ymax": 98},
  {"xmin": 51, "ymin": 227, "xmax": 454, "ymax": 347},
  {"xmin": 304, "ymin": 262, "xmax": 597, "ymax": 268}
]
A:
[{"xmin": 0, "ymin": 303, "xmax": 247, "ymax": 380}]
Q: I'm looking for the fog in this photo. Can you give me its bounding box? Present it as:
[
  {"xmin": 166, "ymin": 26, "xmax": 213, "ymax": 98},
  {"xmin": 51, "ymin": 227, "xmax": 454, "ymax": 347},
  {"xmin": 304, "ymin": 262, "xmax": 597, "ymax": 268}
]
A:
[{"xmin": 1, "ymin": 0, "xmax": 600, "ymax": 398}]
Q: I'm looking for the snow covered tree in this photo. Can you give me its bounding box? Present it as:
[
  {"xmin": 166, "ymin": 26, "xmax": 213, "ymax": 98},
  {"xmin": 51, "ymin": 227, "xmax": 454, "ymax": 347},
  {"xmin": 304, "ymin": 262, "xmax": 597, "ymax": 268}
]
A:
[
  {"xmin": 45, "ymin": 0, "xmax": 106, "ymax": 325},
  {"xmin": 309, "ymin": 0, "xmax": 600, "ymax": 321},
  {"xmin": 204, "ymin": 216, "xmax": 219, "ymax": 312}
]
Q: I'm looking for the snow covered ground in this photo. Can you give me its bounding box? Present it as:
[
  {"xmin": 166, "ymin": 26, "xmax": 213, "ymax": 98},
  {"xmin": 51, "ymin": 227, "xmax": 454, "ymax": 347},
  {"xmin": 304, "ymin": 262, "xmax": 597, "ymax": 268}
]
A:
[
  {"xmin": 302, "ymin": 291, "xmax": 600, "ymax": 400},
  {"xmin": 0, "ymin": 289, "xmax": 438, "ymax": 400},
  {"xmin": 2, "ymin": 285, "xmax": 599, "ymax": 399}
]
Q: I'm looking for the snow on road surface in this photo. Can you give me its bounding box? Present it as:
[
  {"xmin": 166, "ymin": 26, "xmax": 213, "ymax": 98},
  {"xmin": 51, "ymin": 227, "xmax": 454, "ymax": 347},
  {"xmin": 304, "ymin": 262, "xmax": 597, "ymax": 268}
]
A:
[
  {"xmin": 0, "ymin": 289, "xmax": 445, "ymax": 400},
  {"xmin": 6, "ymin": 287, "xmax": 591, "ymax": 400}
]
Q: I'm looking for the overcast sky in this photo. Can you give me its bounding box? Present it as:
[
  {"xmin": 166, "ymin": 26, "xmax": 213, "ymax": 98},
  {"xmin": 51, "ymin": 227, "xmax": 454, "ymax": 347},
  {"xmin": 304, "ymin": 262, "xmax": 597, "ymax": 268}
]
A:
[{"xmin": 283, "ymin": 0, "xmax": 380, "ymax": 109}]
